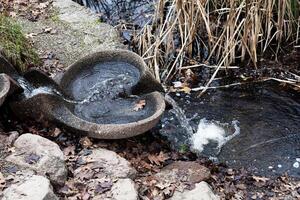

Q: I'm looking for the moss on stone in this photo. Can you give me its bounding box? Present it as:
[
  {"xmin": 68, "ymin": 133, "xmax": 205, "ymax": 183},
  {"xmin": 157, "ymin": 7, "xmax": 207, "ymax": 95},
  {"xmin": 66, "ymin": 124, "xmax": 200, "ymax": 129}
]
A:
[{"xmin": 0, "ymin": 15, "xmax": 40, "ymax": 72}]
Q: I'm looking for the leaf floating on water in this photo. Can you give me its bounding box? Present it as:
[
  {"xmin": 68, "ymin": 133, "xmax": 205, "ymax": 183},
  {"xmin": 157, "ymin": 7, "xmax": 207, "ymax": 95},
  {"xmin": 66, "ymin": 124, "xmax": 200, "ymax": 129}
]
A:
[
  {"xmin": 180, "ymin": 86, "xmax": 191, "ymax": 94},
  {"xmin": 133, "ymin": 100, "xmax": 146, "ymax": 111}
]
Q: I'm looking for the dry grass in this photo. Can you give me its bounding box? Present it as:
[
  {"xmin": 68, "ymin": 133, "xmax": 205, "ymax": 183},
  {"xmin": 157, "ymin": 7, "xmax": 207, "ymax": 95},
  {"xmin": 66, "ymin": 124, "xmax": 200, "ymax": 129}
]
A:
[{"xmin": 133, "ymin": 0, "xmax": 300, "ymax": 87}]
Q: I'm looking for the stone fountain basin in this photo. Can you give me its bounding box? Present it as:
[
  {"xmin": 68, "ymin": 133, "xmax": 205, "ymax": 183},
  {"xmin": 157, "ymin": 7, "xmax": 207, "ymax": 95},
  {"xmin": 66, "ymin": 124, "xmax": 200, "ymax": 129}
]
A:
[
  {"xmin": 0, "ymin": 74, "xmax": 10, "ymax": 106},
  {"xmin": 11, "ymin": 50, "xmax": 166, "ymax": 139}
]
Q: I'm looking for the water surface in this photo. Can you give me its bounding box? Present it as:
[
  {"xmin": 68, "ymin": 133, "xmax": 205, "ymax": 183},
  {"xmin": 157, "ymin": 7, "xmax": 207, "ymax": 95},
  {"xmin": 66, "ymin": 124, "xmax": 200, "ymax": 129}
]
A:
[{"xmin": 161, "ymin": 83, "xmax": 300, "ymax": 177}]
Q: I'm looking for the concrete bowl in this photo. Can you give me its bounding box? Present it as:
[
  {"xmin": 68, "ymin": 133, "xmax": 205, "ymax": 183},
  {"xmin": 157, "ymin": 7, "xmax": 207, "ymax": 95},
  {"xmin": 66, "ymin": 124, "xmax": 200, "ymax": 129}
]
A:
[{"xmin": 11, "ymin": 50, "xmax": 166, "ymax": 139}]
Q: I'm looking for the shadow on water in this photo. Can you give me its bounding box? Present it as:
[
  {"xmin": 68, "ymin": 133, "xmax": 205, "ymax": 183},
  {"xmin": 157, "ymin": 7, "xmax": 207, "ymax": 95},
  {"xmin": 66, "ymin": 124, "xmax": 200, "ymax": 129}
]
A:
[{"xmin": 161, "ymin": 82, "xmax": 300, "ymax": 177}]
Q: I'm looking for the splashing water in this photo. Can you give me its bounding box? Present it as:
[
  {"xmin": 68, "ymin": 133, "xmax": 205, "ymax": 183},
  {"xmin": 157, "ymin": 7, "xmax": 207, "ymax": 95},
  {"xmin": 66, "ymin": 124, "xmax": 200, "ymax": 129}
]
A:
[
  {"xmin": 164, "ymin": 94, "xmax": 194, "ymax": 136},
  {"xmin": 162, "ymin": 94, "xmax": 240, "ymax": 156},
  {"xmin": 191, "ymin": 119, "xmax": 240, "ymax": 154}
]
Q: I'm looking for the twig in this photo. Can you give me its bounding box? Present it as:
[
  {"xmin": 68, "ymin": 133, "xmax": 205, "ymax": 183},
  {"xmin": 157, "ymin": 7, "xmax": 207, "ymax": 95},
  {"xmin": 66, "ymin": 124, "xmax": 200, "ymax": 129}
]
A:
[
  {"xmin": 192, "ymin": 77, "xmax": 300, "ymax": 92},
  {"xmin": 180, "ymin": 64, "xmax": 239, "ymax": 70},
  {"xmin": 192, "ymin": 82, "xmax": 244, "ymax": 91}
]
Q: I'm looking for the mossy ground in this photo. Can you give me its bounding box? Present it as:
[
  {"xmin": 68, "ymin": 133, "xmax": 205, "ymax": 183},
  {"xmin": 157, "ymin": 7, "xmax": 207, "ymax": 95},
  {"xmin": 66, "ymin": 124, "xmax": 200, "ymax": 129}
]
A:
[{"xmin": 0, "ymin": 15, "xmax": 40, "ymax": 72}]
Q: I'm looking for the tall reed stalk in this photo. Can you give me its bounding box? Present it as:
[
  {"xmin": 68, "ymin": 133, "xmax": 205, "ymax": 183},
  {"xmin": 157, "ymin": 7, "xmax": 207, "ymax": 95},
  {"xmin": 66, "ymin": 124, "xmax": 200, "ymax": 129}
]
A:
[{"xmin": 134, "ymin": 0, "xmax": 300, "ymax": 83}]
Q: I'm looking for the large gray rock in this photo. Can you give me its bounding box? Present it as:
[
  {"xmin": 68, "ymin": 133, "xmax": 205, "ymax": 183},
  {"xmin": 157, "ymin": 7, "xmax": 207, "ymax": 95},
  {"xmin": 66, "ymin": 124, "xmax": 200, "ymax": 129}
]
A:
[
  {"xmin": 111, "ymin": 178, "xmax": 138, "ymax": 200},
  {"xmin": 171, "ymin": 182, "xmax": 220, "ymax": 200},
  {"xmin": 18, "ymin": 0, "xmax": 122, "ymax": 69},
  {"xmin": 78, "ymin": 148, "xmax": 137, "ymax": 179},
  {"xmin": 5, "ymin": 133, "xmax": 67, "ymax": 185},
  {"xmin": 2, "ymin": 175, "xmax": 58, "ymax": 200}
]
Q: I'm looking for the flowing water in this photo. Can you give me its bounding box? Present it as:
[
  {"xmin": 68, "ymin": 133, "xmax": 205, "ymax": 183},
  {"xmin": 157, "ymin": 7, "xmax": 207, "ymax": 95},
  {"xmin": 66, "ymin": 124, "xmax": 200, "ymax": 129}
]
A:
[{"xmin": 161, "ymin": 83, "xmax": 300, "ymax": 177}]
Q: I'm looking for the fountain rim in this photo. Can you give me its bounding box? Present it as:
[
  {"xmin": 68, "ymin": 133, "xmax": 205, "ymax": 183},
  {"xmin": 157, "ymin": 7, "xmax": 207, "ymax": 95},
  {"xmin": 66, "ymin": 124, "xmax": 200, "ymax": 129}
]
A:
[
  {"xmin": 58, "ymin": 49, "xmax": 150, "ymax": 90},
  {"xmin": 0, "ymin": 73, "xmax": 11, "ymax": 105}
]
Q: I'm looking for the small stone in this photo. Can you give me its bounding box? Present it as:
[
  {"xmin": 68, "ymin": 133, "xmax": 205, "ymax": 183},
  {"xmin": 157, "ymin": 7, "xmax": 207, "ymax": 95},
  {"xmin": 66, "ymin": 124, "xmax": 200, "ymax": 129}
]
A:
[
  {"xmin": 79, "ymin": 148, "xmax": 136, "ymax": 179},
  {"xmin": 5, "ymin": 133, "xmax": 67, "ymax": 185},
  {"xmin": 2, "ymin": 175, "xmax": 58, "ymax": 200},
  {"xmin": 171, "ymin": 182, "xmax": 220, "ymax": 200},
  {"xmin": 111, "ymin": 178, "xmax": 138, "ymax": 200},
  {"xmin": 7, "ymin": 131, "xmax": 19, "ymax": 146}
]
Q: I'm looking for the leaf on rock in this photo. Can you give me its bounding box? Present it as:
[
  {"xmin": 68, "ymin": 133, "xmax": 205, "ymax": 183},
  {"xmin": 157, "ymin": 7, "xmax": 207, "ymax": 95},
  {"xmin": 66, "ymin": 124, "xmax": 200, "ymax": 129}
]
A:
[{"xmin": 180, "ymin": 86, "xmax": 191, "ymax": 94}]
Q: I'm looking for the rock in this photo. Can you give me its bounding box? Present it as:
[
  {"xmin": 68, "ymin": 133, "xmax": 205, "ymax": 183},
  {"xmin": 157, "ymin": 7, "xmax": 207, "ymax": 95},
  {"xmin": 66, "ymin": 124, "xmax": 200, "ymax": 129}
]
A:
[
  {"xmin": 2, "ymin": 175, "xmax": 58, "ymax": 200},
  {"xmin": 79, "ymin": 148, "xmax": 137, "ymax": 179},
  {"xmin": 6, "ymin": 131, "xmax": 19, "ymax": 146},
  {"xmin": 111, "ymin": 178, "xmax": 138, "ymax": 200},
  {"xmin": 18, "ymin": 0, "xmax": 123, "ymax": 69},
  {"xmin": 171, "ymin": 182, "xmax": 220, "ymax": 200},
  {"xmin": 155, "ymin": 161, "xmax": 211, "ymax": 184},
  {"xmin": 5, "ymin": 133, "xmax": 67, "ymax": 185}
]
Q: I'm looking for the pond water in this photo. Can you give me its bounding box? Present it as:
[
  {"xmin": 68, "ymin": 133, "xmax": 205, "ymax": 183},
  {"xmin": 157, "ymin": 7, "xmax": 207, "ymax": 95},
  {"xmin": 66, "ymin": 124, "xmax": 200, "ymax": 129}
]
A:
[
  {"xmin": 161, "ymin": 83, "xmax": 300, "ymax": 177},
  {"xmin": 73, "ymin": 0, "xmax": 154, "ymax": 27}
]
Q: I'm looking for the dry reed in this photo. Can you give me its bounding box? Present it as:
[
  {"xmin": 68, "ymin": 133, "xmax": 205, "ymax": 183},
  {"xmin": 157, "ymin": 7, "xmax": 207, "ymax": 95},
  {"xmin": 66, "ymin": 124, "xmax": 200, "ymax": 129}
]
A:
[{"xmin": 133, "ymin": 0, "xmax": 300, "ymax": 88}]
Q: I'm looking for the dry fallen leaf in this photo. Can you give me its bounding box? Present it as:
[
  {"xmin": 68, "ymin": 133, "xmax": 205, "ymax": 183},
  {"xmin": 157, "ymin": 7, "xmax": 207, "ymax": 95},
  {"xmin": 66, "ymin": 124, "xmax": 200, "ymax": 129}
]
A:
[
  {"xmin": 180, "ymin": 86, "xmax": 191, "ymax": 94},
  {"xmin": 51, "ymin": 127, "xmax": 62, "ymax": 137},
  {"xmin": 252, "ymin": 176, "xmax": 269, "ymax": 183},
  {"xmin": 148, "ymin": 151, "xmax": 169, "ymax": 166},
  {"xmin": 63, "ymin": 145, "xmax": 76, "ymax": 156},
  {"xmin": 133, "ymin": 100, "xmax": 146, "ymax": 111},
  {"xmin": 80, "ymin": 137, "xmax": 93, "ymax": 148}
]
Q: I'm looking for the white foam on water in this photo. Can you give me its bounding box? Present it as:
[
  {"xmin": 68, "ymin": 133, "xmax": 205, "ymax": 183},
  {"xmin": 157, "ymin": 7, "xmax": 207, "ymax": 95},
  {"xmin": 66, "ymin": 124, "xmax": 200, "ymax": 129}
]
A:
[
  {"xmin": 190, "ymin": 118, "xmax": 240, "ymax": 154},
  {"xmin": 293, "ymin": 162, "xmax": 299, "ymax": 168}
]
